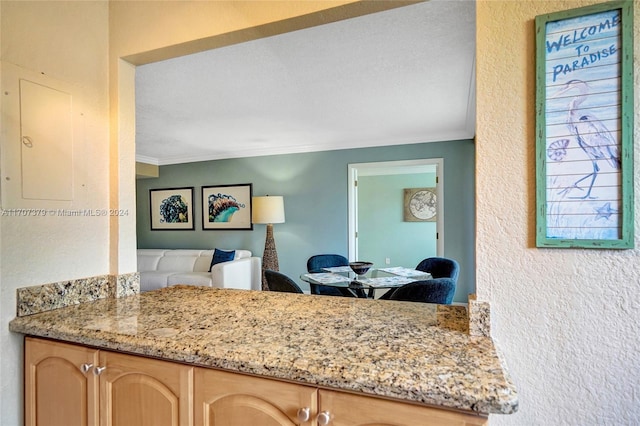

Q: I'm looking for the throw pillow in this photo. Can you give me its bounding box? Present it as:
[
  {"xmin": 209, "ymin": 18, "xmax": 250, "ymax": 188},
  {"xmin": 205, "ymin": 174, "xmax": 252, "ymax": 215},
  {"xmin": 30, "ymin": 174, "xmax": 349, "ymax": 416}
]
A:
[{"xmin": 209, "ymin": 249, "xmax": 236, "ymax": 272}]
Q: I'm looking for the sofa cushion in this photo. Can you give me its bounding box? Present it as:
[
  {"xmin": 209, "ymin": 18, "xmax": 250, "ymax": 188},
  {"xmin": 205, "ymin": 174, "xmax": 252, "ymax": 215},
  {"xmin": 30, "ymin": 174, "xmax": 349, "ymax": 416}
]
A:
[
  {"xmin": 163, "ymin": 249, "xmax": 203, "ymax": 256},
  {"xmin": 234, "ymin": 250, "xmax": 251, "ymax": 259},
  {"xmin": 209, "ymin": 249, "xmax": 236, "ymax": 271},
  {"xmin": 137, "ymin": 249, "xmax": 166, "ymax": 272},
  {"xmin": 167, "ymin": 272, "xmax": 212, "ymax": 287},
  {"xmin": 157, "ymin": 254, "xmax": 198, "ymax": 272},
  {"xmin": 193, "ymin": 251, "xmax": 213, "ymax": 272}
]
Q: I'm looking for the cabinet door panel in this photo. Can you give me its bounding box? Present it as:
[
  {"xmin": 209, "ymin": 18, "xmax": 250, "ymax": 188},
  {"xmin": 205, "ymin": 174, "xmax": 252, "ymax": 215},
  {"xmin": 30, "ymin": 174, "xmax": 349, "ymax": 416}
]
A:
[
  {"xmin": 25, "ymin": 337, "xmax": 99, "ymax": 426},
  {"xmin": 195, "ymin": 368, "xmax": 317, "ymax": 426},
  {"xmin": 319, "ymin": 389, "xmax": 487, "ymax": 426},
  {"xmin": 100, "ymin": 351, "xmax": 193, "ymax": 426}
]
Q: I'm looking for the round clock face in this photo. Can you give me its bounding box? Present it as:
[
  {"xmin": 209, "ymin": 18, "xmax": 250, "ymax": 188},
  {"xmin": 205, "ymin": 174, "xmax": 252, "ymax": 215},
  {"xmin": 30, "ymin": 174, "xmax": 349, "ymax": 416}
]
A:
[{"xmin": 409, "ymin": 190, "xmax": 436, "ymax": 220}]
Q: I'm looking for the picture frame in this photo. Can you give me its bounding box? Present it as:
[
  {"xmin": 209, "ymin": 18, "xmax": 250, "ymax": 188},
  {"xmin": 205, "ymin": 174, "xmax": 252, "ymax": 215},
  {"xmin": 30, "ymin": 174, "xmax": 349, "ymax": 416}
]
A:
[
  {"xmin": 535, "ymin": 1, "xmax": 634, "ymax": 248},
  {"xmin": 403, "ymin": 187, "xmax": 437, "ymax": 222},
  {"xmin": 149, "ymin": 187, "xmax": 195, "ymax": 230},
  {"xmin": 201, "ymin": 183, "xmax": 253, "ymax": 230}
]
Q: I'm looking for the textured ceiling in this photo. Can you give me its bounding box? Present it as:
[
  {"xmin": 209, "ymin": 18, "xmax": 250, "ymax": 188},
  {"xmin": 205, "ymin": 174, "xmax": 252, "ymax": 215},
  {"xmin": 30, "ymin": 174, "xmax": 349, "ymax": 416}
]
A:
[{"xmin": 135, "ymin": 0, "xmax": 476, "ymax": 166}]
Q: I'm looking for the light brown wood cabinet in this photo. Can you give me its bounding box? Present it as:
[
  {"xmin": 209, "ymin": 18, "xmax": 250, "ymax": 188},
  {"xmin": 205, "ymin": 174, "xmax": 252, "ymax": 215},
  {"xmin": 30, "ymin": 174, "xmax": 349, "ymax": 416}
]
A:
[
  {"xmin": 99, "ymin": 350, "xmax": 193, "ymax": 426},
  {"xmin": 25, "ymin": 337, "xmax": 193, "ymax": 426},
  {"xmin": 195, "ymin": 368, "xmax": 317, "ymax": 425},
  {"xmin": 318, "ymin": 389, "xmax": 487, "ymax": 426},
  {"xmin": 195, "ymin": 367, "xmax": 487, "ymax": 426},
  {"xmin": 25, "ymin": 337, "xmax": 99, "ymax": 426},
  {"xmin": 26, "ymin": 337, "xmax": 486, "ymax": 426}
]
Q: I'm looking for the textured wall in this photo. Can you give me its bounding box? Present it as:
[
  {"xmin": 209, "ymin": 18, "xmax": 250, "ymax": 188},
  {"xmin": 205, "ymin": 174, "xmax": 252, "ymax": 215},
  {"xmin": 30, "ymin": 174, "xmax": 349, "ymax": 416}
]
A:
[{"xmin": 476, "ymin": 1, "xmax": 640, "ymax": 424}]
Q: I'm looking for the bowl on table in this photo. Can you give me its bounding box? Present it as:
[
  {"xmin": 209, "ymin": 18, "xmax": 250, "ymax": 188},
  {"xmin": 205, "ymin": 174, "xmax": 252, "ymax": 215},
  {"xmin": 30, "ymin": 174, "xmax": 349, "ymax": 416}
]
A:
[{"xmin": 349, "ymin": 261, "xmax": 373, "ymax": 276}]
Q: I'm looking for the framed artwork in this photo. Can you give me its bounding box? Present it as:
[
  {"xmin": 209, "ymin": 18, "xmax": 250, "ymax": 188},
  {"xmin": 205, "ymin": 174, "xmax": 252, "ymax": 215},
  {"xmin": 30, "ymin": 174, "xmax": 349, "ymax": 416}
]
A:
[
  {"xmin": 535, "ymin": 1, "xmax": 634, "ymax": 248},
  {"xmin": 149, "ymin": 187, "xmax": 194, "ymax": 230},
  {"xmin": 403, "ymin": 188, "xmax": 437, "ymax": 222},
  {"xmin": 201, "ymin": 183, "xmax": 253, "ymax": 230}
]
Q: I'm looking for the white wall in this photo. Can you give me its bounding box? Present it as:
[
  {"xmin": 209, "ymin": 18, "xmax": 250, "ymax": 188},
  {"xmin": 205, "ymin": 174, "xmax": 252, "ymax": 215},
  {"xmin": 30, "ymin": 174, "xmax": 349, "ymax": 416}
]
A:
[
  {"xmin": 0, "ymin": 2, "xmax": 110, "ymax": 424},
  {"xmin": 476, "ymin": 1, "xmax": 640, "ymax": 424}
]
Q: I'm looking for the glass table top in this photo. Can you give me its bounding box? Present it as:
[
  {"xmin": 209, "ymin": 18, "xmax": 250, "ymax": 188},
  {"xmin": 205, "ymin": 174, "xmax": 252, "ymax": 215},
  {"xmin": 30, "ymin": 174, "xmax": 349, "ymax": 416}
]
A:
[{"xmin": 300, "ymin": 267, "xmax": 431, "ymax": 292}]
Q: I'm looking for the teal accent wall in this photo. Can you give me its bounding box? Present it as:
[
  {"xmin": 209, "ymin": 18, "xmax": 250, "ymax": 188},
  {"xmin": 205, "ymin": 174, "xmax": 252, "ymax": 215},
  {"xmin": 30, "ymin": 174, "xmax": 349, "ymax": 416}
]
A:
[
  {"xmin": 136, "ymin": 140, "xmax": 475, "ymax": 302},
  {"xmin": 358, "ymin": 173, "xmax": 437, "ymax": 270}
]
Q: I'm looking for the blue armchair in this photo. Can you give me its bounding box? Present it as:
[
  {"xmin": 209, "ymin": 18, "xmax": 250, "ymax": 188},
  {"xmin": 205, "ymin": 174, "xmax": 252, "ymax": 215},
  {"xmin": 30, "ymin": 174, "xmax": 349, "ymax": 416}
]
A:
[
  {"xmin": 415, "ymin": 257, "xmax": 459, "ymax": 281},
  {"xmin": 388, "ymin": 278, "xmax": 456, "ymax": 304},
  {"xmin": 306, "ymin": 254, "xmax": 362, "ymax": 297},
  {"xmin": 380, "ymin": 257, "xmax": 459, "ymax": 300}
]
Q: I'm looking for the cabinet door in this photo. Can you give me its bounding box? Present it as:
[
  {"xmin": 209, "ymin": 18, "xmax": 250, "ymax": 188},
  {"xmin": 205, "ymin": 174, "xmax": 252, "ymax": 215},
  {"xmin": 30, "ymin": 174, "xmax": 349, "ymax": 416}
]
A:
[
  {"xmin": 25, "ymin": 337, "xmax": 99, "ymax": 426},
  {"xmin": 99, "ymin": 351, "xmax": 193, "ymax": 426},
  {"xmin": 318, "ymin": 389, "xmax": 487, "ymax": 426},
  {"xmin": 195, "ymin": 367, "xmax": 317, "ymax": 426}
]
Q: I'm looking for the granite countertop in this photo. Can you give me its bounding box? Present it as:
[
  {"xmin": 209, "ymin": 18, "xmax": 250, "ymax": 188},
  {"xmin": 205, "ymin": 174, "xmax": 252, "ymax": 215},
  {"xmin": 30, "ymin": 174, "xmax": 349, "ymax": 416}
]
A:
[{"xmin": 9, "ymin": 285, "xmax": 518, "ymax": 415}]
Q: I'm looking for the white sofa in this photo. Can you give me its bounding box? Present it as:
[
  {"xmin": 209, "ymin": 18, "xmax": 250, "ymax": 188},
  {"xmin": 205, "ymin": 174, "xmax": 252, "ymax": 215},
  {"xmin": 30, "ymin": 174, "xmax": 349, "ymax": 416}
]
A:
[{"xmin": 137, "ymin": 249, "xmax": 262, "ymax": 292}]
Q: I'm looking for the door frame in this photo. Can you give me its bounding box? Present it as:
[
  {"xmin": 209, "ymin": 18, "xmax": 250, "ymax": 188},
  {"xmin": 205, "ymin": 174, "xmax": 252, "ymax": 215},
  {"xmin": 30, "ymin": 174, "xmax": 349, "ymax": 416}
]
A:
[{"xmin": 347, "ymin": 158, "xmax": 444, "ymax": 261}]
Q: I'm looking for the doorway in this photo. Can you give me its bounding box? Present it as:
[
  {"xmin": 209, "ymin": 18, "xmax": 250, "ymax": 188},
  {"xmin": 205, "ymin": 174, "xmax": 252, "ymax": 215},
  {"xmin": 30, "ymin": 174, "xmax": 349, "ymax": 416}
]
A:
[{"xmin": 348, "ymin": 159, "xmax": 443, "ymax": 268}]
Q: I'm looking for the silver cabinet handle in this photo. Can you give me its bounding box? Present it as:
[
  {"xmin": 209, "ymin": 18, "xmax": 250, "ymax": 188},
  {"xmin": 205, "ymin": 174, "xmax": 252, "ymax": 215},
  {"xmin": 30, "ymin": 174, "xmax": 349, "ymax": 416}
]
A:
[
  {"xmin": 94, "ymin": 366, "xmax": 106, "ymax": 376},
  {"xmin": 317, "ymin": 411, "xmax": 331, "ymax": 425},
  {"xmin": 80, "ymin": 363, "xmax": 93, "ymax": 374},
  {"xmin": 296, "ymin": 407, "xmax": 310, "ymax": 422}
]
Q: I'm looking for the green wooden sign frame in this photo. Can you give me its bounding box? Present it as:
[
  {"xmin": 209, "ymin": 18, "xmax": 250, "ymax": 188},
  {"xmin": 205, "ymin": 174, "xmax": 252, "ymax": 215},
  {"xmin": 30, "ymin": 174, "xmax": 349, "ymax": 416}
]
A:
[{"xmin": 535, "ymin": 1, "xmax": 634, "ymax": 249}]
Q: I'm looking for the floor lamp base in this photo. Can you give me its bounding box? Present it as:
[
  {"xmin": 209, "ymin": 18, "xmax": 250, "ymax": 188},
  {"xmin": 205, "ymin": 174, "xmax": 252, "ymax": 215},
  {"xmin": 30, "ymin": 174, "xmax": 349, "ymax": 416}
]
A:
[{"xmin": 262, "ymin": 223, "xmax": 279, "ymax": 291}]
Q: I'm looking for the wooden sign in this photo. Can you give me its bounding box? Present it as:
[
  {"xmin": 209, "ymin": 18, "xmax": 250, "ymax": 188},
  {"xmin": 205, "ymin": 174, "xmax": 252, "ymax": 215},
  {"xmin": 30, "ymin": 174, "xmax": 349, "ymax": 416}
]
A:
[{"xmin": 535, "ymin": 1, "xmax": 634, "ymax": 248}]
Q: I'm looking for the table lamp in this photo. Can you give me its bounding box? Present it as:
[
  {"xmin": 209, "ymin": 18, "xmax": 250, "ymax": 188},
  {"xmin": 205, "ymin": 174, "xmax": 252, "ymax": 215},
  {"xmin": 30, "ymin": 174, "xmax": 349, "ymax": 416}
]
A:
[{"xmin": 252, "ymin": 195, "xmax": 285, "ymax": 291}]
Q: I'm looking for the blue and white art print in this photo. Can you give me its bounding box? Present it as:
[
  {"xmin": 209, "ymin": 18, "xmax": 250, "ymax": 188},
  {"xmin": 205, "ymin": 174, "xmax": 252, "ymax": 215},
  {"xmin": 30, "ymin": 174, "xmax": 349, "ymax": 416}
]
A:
[
  {"xmin": 150, "ymin": 187, "xmax": 195, "ymax": 230},
  {"xmin": 542, "ymin": 8, "xmax": 622, "ymax": 241},
  {"xmin": 201, "ymin": 183, "xmax": 253, "ymax": 230}
]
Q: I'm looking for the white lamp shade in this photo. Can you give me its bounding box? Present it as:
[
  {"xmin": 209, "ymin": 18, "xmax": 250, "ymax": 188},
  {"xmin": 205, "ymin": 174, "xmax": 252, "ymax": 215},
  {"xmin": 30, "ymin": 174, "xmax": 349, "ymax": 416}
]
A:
[{"xmin": 252, "ymin": 196, "xmax": 285, "ymax": 224}]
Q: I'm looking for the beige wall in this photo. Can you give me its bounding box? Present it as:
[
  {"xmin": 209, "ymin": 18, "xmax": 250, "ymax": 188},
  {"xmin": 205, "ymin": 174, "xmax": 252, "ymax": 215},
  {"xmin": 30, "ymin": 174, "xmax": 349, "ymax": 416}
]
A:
[
  {"xmin": 477, "ymin": 1, "xmax": 640, "ymax": 424},
  {"xmin": 0, "ymin": 2, "xmax": 110, "ymax": 423},
  {"xmin": 1, "ymin": 1, "xmax": 110, "ymax": 283},
  {"xmin": 110, "ymin": 0, "xmax": 363, "ymax": 62}
]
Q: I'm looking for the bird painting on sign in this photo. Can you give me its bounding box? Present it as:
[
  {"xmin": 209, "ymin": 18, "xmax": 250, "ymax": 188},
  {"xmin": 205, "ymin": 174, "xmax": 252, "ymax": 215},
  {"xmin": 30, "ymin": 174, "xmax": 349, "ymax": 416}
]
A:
[
  {"xmin": 542, "ymin": 8, "xmax": 623, "ymax": 241},
  {"xmin": 552, "ymin": 79, "xmax": 620, "ymax": 200}
]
